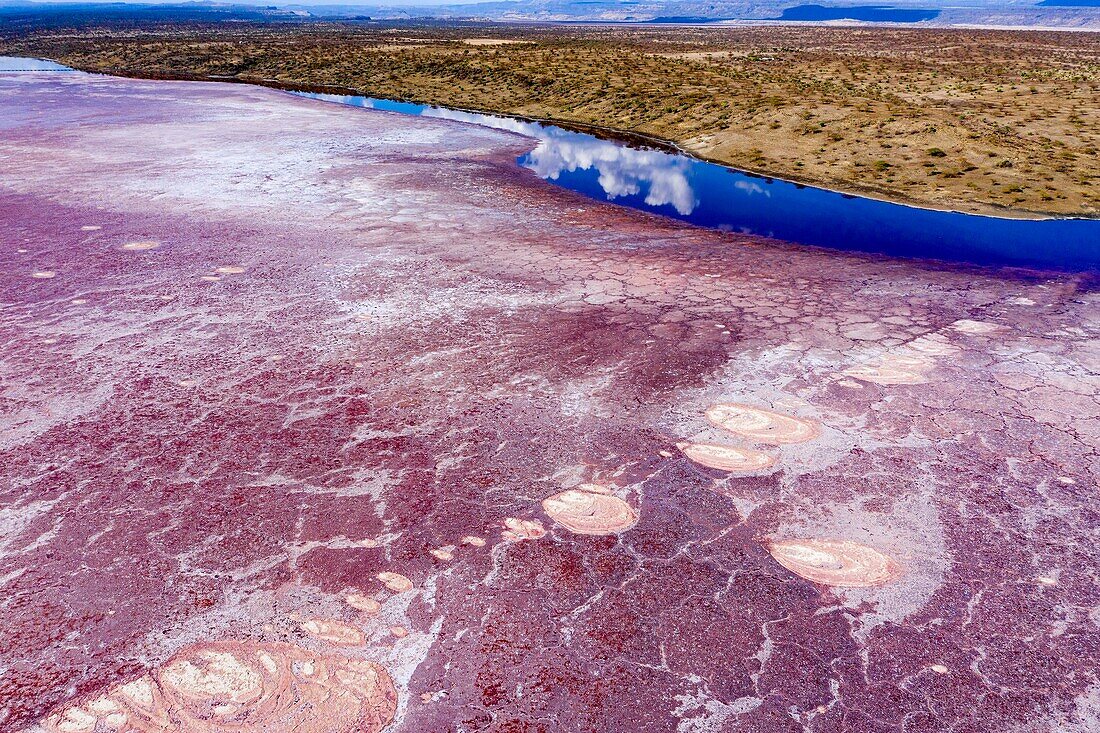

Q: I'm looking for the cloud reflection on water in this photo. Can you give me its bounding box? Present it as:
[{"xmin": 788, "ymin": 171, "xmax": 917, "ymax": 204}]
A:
[
  {"xmin": 421, "ymin": 108, "xmax": 699, "ymax": 215},
  {"xmin": 306, "ymin": 93, "xmax": 698, "ymax": 215}
]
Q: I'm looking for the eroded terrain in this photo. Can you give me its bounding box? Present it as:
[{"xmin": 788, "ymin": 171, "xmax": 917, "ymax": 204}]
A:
[{"xmin": 1, "ymin": 70, "xmax": 1099, "ymax": 733}]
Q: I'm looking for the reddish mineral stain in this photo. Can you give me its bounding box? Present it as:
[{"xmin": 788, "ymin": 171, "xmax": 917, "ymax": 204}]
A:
[
  {"xmin": 376, "ymin": 571, "xmax": 414, "ymax": 593},
  {"xmin": 768, "ymin": 539, "xmax": 902, "ymax": 587},
  {"xmin": 40, "ymin": 640, "xmax": 397, "ymax": 733},
  {"xmin": 705, "ymin": 403, "xmax": 820, "ymax": 445},
  {"xmin": 678, "ymin": 442, "xmax": 777, "ymax": 473},
  {"xmin": 541, "ymin": 484, "xmax": 638, "ymax": 535},
  {"xmin": 299, "ymin": 618, "xmax": 367, "ymax": 647}
]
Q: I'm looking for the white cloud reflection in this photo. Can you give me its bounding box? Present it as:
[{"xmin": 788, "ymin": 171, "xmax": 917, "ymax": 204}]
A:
[
  {"xmin": 423, "ymin": 108, "xmax": 699, "ymax": 215},
  {"xmin": 301, "ymin": 93, "xmax": 699, "ymax": 215}
]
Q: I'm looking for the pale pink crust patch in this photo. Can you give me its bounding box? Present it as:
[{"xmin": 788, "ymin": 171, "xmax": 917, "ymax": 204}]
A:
[
  {"xmin": 345, "ymin": 594, "xmax": 381, "ymax": 614},
  {"xmin": 842, "ymin": 364, "xmax": 929, "ymax": 386},
  {"xmin": 906, "ymin": 333, "xmax": 960, "ymax": 357},
  {"xmin": 39, "ymin": 640, "xmax": 397, "ymax": 733},
  {"xmin": 501, "ymin": 517, "xmax": 547, "ymax": 541},
  {"xmin": 704, "ymin": 403, "xmax": 820, "ymax": 445},
  {"xmin": 678, "ymin": 442, "xmax": 777, "ymax": 473},
  {"xmin": 121, "ymin": 240, "xmax": 160, "ymax": 251},
  {"xmin": 460, "ymin": 535, "xmax": 486, "ymax": 547},
  {"xmin": 299, "ymin": 618, "xmax": 367, "ymax": 647},
  {"xmin": 768, "ymin": 539, "xmax": 902, "ymax": 587},
  {"xmin": 32, "ymin": 271, "xmax": 56, "ymax": 279},
  {"xmin": 950, "ymin": 319, "xmax": 1003, "ymax": 334},
  {"xmin": 216, "ymin": 265, "xmax": 247, "ymax": 274},
  {"xmin": 376, "ymin": 571, "xmax": 413, "ymax": 593},
  {"xmin": 430, "ymin": 547, "xmax": 454, "ymax": 561},
  {"xmin": 199, "ymin": 275, "xmax": 221, "ymax": 282},
  {"xmin": 80, "ymin": 225, "xmax": 101, "ymax": 231},
  {"xmin": 389, "ymin": 626, "xmax": 408, "ymax": 638},
  {"xmin": 541, "ymin": 485, "xmax": 638, "ymax": 536},
  {"xmin": 844, "ymin": 351, "xmax": 936, "ymax": 386}
]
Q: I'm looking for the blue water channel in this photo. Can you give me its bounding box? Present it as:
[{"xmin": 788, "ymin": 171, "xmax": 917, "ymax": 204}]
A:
[{"xmin": 297, "ymin": 92, "xmax": 1099, "ymax": 272}]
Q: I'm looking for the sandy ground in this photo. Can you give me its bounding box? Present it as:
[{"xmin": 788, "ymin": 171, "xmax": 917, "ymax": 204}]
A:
[{"xmin": 1, "ymin": 70, "xmax": 1099, "ymax": 733}]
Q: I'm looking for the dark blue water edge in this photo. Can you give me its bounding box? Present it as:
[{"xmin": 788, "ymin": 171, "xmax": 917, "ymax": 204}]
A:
[{"xmin": 776, "ymin": 5, "xmax": 940, "ymax": 22}]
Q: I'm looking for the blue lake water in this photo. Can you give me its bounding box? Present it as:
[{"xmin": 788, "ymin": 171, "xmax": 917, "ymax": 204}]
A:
[
  {"xmin": 297, "ymin": 92, "xmax": 1100, "ymax": 272},
  {"xmin": 775, "ymin": 5, "xmax": 941, "ymax": 22},
  {"xmin": 0, "ymin": 56, "xmax": 75, "ymax": 72}
]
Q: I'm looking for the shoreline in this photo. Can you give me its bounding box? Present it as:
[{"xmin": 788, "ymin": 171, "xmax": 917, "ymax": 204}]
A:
[
  {"xmin": 9, "ymin": 51, "xmax": 1091, "ymax": 224},
  {"xmin": 50, "ymin": 62, "xmax": 1097, "ymax": 223}
]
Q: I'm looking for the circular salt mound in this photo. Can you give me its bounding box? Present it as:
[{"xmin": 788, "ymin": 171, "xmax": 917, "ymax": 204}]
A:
[
  {"xmin": 768, "ymin": 539, "xmax": 901, "ymax": 587},
  {"xmin": 542, "ymin": 484, "xmax": 638, "ymax": 536},
  {"xmin": 502, "ymin": 517, "xmax": 546, "ymax": 541},
  {"xmin": 705, "ymin": 403, "xmax": 820, "ymax": 445},
  {"xmin": 300, "ymin": 618, "xmax": 366, "ymax": 647},
  {"xmin": 376, "ymin": 571, "xmax": 413, "ymax": 593},
  {"xmin": 121, "ymin": 240, "xmax": 159, "ymax": 251},
  {"xmin": 679, "ymin": 442, "xmax": 776, "ymax": 473},
  {"xmin": 346, "ymin": 594, "xmax": 381, "ymax": 614},
  {"xmin": 41, "ymin": 640, "xmax": 398, "ymax": 733}
]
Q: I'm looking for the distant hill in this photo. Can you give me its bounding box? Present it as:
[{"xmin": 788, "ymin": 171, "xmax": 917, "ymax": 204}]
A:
[
  {"xmin": 292, "ymin": 0, "xmax": 1098, "ymax": 27},
  {"xmin": 0, "ymin": 0, "xmax": 1095, "ymax": 28}
]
